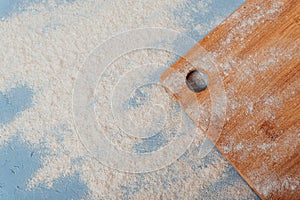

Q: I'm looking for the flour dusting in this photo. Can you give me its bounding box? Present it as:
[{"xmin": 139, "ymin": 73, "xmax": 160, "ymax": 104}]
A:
[{"xmin": 0, "ymin": 0, "xmax": 260, "ymax": 199}]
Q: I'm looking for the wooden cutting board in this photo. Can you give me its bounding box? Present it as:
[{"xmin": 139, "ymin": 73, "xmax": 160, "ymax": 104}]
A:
[{"xmin": 160, "ymin": 0, "xmax": 299, "ymax": 199}]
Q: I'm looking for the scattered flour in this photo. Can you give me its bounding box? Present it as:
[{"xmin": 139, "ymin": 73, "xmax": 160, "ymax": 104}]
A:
[{"xmin": 0, "ymin": 0, "xmax": 259, "ymax": 199}]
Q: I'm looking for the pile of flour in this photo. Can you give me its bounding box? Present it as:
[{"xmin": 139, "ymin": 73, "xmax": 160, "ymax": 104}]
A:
[{"xmin": 0, "ymin": 0, "xmax": 258, "ymax": 199}]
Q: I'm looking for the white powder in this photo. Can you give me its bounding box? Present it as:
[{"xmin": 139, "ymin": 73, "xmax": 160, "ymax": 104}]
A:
[{"xmin": 0, "ymin": 0, "xmax": 259, "ymax": 199}]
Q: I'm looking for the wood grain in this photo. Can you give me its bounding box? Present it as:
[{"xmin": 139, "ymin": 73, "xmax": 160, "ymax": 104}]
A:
[{"xmin": 160, "ymin": 0, "xmax": 300, "ymax": 199}]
